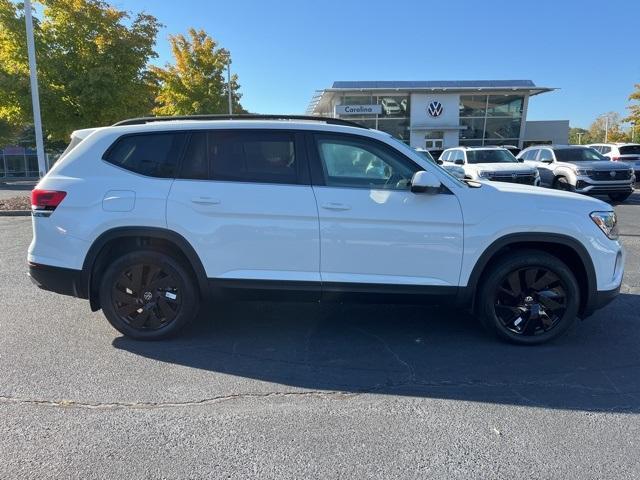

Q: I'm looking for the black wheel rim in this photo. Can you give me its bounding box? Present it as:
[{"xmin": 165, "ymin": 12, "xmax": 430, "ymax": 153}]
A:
[
  {"xmin": 111, "ymin": 263, "xmax": 182, "ymax": 331},
  {"xmin": 493, "ymin": 267, "xmax": 567, "ymax": 336}
]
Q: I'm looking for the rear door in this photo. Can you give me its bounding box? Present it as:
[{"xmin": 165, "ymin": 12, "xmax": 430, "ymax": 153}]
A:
[
  {"xmin": 167, "ymin": 129, "xmax": 320, "ymax": 293},
  {"xmin": 534, "ymin": 148, "xmax": 556, "ymax": 186},
  {"xmin": 308, "ymin": 132, "xmax": 464, "ymax": 295}
]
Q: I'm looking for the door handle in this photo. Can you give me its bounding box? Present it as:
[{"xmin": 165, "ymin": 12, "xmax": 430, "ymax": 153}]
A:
[
  {"xmin": 191, "ymin": 196, "xmax": 221, "ymax": 205},
  {"xmin": 321, "ymin": 202, "xmax": 351, "ymax": 211}
]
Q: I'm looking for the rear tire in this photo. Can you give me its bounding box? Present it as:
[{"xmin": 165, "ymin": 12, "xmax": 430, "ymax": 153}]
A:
[
  {"xmin": 608, "ymin": 192, "xmax": 631, "ymax": 202},
  {"xmin": 99, "ymin": 250, "xmax": 199, "ymax": 340},
  {"xmin": 478, "ymin": 250, "xmax": 580, "ymax": 345}
]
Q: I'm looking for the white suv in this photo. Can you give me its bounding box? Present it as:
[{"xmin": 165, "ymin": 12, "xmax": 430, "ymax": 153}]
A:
[
  {"xmin": 588, "ymin": 143, "xmax": 640, "ymax": 180},
  {"xmin": 441, "ymin": 146, "xmax": 541, "ymax": 185},
  {"xmin": 28, "ymin": 115, "xmax": 624, "ymax": 345}
]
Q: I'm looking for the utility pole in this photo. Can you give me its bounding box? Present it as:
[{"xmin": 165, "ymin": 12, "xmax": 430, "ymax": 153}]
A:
[
  {"xmin": 226, "ymin": 56, "xmax": 232, "ymax": 115},
  {"xmin": 604, "ymin": 115, "xmax": 609, "ymax": 143},
  {"xmin": 24, "ymin": 0, "xmax": 47, "ymax": 177}
]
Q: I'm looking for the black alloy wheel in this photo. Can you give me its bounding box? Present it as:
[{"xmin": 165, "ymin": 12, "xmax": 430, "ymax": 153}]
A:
[
  {"xmin": 493, "ymin": 267, "xmax": 567, "ymax": 336},
  {"xmin": 478, "ymin": 250, "xmax": 580, "ymax": 345},
  {"xmin": 111, "ymin": 263, "xmax": 181, "ymax": 331},
  {"xmin": 99, "ymin": 250, "xmax": 199, "ymax": 340}
]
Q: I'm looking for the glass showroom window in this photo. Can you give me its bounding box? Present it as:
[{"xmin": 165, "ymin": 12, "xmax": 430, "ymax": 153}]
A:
[
  {"xmin": 349, "ymin": 119, "xmax": 377, "ymax": 130},
  {"xmin": 459, "ymin": 95, "xmax": 487, "ymax": 117},
  {"xmin": 377, "ymin": 95, "xmax": 409, "ymax": 118},
  {"xmin": 342, "ymin": 94, "xmax": 374, "ymax": 105},
  {"xmin": 377, "ymin": 118, "xmax": 411, "ymax": 144},
  {"xmin": 460, "ymin": 118, "xmax": 485, "ymax": 142},
  {"xmin": 487, "ymin": 95, "xmax": 523, "ymax": 117}
]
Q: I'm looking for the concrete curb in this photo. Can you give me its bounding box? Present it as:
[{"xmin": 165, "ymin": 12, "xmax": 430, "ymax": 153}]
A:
[{"xmin": 0, "ymin": 210, "xmax": 30, "ymax": 217}]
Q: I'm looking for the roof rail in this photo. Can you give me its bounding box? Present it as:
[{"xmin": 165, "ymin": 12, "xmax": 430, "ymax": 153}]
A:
[{"xmin": 112, "ymin": 114, "xmax": 368, "ymax": 129}]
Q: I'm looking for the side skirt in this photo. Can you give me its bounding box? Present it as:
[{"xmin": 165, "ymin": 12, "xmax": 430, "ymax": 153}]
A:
[{"xmin": 208, "ymin": 279, "xmax": 458, "ymax": 305}]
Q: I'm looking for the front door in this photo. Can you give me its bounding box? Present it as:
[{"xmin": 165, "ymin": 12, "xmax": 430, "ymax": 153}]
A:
[{"xmin": 309, "ymin": 132, "xmax": 464, "ymax": 294}]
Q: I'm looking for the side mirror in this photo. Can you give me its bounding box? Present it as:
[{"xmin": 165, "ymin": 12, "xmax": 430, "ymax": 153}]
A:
[
  {"xmin": 436, "ymin": 159, "xmax": 444, "ymax": 165},
  {"xmin": 410, "ymin": 170, "xmax": 441, "ymax": 194},
  {"xmin": 541, "ymin": 158, "xmax": 553, "ymax": 164},
  {"xmin": 454, "ymin": 159, "xmax": 464, "ymax": 165}
]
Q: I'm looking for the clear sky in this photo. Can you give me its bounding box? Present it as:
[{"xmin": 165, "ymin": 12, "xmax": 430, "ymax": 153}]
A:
[{"xmin": 112, "ymin": 0, "xmax": 639, "ymax": 128}]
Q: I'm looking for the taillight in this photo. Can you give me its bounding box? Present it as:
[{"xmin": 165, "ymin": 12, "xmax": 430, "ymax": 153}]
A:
[{"xmin": 31, "ymin": 189, "xmax": 67, "ymax": 213}]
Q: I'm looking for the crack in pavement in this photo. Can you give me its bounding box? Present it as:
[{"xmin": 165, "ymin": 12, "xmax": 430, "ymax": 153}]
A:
[{"xmin": 0, "ymin": 390, "xmax": 357, "ymax": 411}]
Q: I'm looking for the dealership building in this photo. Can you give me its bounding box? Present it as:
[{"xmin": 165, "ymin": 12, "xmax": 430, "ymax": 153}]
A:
[{"xmin": 306, "ymin": 80, "xmax": 569, "ymax": 149}]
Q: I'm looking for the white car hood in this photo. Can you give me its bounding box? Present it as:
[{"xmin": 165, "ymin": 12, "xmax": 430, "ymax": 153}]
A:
[
  {"xmin": 468, "ymin": 162, "xmax": 536, "ymax": 173},
  {"xmin": 481, "ymin": 179, "xmax": 610, "ymax": 209}
]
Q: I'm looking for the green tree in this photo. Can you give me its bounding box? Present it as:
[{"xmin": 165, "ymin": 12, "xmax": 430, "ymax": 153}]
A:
[
  {"xmin": 0, "ymin": 0, "xmax": 160, "ymax": 144},
  {"xmin": 151, "ymin": 28, "xmax": 245, "ymax": 116},
  {"xmin": 625, "ymin": 83, "xmax": 640, "ymax": 140},
  {"xmin": 588, "ymin": 112, "xmax": 629, "ymax": 143},
  {"xmin": 569, "ymin": 127, "xmax": 590, "ymax": 145}
]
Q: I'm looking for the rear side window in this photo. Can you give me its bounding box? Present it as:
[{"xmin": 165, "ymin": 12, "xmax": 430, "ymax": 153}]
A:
[
  {"xmin": 619, "ymin": 145, "xmax": 640, "ymax": 155},
  {"xmin": 104, "ymin": 133, "xmax": 187, "ymax": 178},
  {"xmin": 600, "ymin": 146, "xmax": 611, "ymax": 154},
  {"xmin": 179, "ymin": 130, "xmax": 298, "ymax": 184},
  {"xmin": 521, "ymin": 149, "xmax": 537, "ymax": 160}
]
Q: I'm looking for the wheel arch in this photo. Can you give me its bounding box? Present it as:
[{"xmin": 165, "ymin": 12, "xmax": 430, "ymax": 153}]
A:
[
  {"xmin": 82, "ymin": 227, "xmax": 208, "ymax": 311},
  {"xmin": 458, "ymin": 233, "xmax": 597, "ymax": 317}
]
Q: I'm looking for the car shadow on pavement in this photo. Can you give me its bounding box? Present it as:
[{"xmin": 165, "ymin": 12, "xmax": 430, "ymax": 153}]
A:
[{"xmin": 113, "ymin": 293, "xmax": 640, "ymax": 413}]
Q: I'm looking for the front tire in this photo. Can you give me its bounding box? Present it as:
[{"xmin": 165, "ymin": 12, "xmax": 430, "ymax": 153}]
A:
[
  {"xmin": 99, "ymin": 250, "xmax": 199, "ymax": 340},
  {"xmin": 553, "ymin": 176, "xmax": 574, "ymax": 192},
  {"xmin": 478, "ymin": 250, "xmax": 580, "ymax": 345},
  {"xmin": 608, "ymin": 192, "xmax": 631, "ymax": 202}
]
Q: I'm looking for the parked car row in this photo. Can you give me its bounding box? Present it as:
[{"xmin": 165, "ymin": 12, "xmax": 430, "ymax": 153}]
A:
[{"xmin": 419, "ymin": 144, "xmax": 637, "ymax": 202}]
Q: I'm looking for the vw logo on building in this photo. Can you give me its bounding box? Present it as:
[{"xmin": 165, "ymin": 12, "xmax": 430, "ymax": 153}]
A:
[{"xmin": 427, "ymin": 101, "xmax": 443, "ymax": 117}]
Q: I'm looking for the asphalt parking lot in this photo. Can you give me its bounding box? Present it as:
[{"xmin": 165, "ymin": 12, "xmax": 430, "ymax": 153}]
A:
[{"xmin": 0, "ymin": 193, "xmax": 639, "ymax": 479}]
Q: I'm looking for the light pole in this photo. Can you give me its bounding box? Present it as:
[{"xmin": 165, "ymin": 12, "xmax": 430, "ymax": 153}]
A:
[
  {"xmin": 24, "ymin": 0, "xmax": 47, "ymax": 177},
  {"xmin": 226, "ymin": 56, "xmax": 232, "ymax": 115},
  {"xmin": 597, "ymin": 113, "xmax": 613, "ymax": 143},
  {"xmin": 576, "ymin": 132, "xmax": 584, "ymax": 145}
]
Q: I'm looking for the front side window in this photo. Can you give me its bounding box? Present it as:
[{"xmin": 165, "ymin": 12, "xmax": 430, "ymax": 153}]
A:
[
  {"xmin": 600, "ymin": 146, "xmax": 611, "ymax": 154},
  {"xmin": 315, "ymin": 135, "xmax": 419, "ymax": 190},
  {"xmin": 538, "ymin": 149, "xmax": 554, "ymax": 162},
  {"xmin": 179, "ymin": 130, "xmax": 298, "ymax": 184},
  {"xmin": 105, "ymin": 132, "xmax": 187, "ymax": 178}
]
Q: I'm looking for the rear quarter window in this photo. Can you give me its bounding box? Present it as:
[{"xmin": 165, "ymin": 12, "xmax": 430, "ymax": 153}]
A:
[
  {"xmin": 104, "ymin": 132, "xmax": 187, "ymax": 178},
  {"xmin": 619, "ymin": 145, "xmax": 640, "ymax": 155}
]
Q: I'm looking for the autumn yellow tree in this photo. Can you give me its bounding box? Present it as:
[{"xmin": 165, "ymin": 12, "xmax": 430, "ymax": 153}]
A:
[
  {"xmin": 0, "ymin": 0, "xmax": 160, "ymax": 144},
  {"xmin": 625, "ymin": 83, "xmax": 640, "ymax": 137},
  {"xmin": 151, "ymin": 28, "xmax": 245, "ymax": 116}
]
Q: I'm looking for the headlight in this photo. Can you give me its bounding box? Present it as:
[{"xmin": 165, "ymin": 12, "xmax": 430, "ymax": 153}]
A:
[
  {"xmin": 477, "ymin": 170, "xmax": 491, "ymax": 178},
  {"xmin": 575, "ymin": 168, "xmax": 592, "ymax": 176},
  {"xmin": 590, "ymin": 211, "xmax": 618, "ymax": 240}
]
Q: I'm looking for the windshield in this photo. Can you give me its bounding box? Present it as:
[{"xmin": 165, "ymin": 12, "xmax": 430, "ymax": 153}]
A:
[
  {"xmin": 466, "ymin": 149, "xmax": 518, "ymax": 164},
  {"xmin": 555, "ymin": 148, "xmax": 607, "ymax": 162}
]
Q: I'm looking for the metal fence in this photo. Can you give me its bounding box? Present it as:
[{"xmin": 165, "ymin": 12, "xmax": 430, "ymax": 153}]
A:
[{"xmin": 0, "ymin": 148, "xmax": 54, "ymax": 178}]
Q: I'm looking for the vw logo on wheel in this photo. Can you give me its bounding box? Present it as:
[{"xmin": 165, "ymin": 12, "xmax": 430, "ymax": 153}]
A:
[{"xmin": 427, "ymin": 101, "xmax": 443, "ymax": 117}]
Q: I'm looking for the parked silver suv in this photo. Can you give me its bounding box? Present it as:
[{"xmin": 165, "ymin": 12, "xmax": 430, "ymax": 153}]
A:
[{"xmin": 518, "ymin": 145, "xmax": 635, "ymax": 202}]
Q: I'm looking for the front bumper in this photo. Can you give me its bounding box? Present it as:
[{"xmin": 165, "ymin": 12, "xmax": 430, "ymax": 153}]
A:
[
  {"xmin": 28, "ymin": 262, "xmax": 87, "ymax": 299},
  {"xmin": 575, "ymin": 175, "xmax": 634, "ymax": 195}
]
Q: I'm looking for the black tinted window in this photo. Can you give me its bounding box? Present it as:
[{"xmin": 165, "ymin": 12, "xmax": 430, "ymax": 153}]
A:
[
  {"xmin": 619, "ymin": 145, "xmax": 640, "ymax": 155},
  {"xmin": 554, "ymin": 148, "xmax": 605, "ymax": 162},
  {"xmin": 466, "ymin": 149, "xmax": 518, "ymax": 164},
  {"xmin": 179, "ymin": 131, "xmax": 298, "ymax": 184},
  {"xmin": 105, "ymin": 133, "xmax": 187, "ymax": 178}
]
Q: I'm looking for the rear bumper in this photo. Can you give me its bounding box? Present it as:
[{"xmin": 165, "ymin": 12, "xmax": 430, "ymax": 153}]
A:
[{"xmin": 28, "ymin": 262, "xmax": 87, "ymax": 299}]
